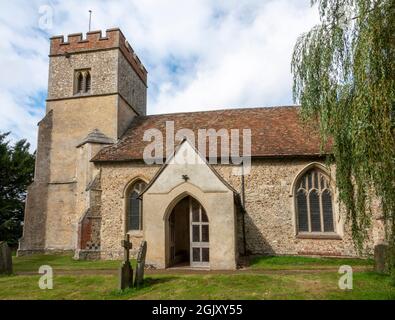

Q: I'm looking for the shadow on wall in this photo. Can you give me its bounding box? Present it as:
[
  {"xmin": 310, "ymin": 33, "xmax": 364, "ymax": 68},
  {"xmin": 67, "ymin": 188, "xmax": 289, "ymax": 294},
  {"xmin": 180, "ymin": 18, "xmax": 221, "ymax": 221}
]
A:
[{"xmin": 243, "ymin": 213, "xmax": 275, "ymax": 256}]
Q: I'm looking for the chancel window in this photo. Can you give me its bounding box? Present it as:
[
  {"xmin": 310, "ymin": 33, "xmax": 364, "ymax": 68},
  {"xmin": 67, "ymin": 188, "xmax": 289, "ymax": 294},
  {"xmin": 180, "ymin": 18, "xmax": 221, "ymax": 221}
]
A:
[
  {"xmin": 295, "ymin": 168, "xmax": 335, "ymax": 233},
  {"xmin": 127, "ymin": 180, "xmax": 147, "ymax": 231}
]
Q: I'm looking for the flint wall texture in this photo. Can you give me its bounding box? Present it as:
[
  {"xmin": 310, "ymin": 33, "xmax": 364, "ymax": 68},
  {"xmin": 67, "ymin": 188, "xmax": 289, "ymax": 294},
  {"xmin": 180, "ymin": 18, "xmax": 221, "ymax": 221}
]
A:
[
  {"xmin": 96, "ymin": 159, "xmax": 379, "ymax": 263},
  {"xmin": 214, "ymin": 159, "xmax": 377, "ymax": 257},
  {"xmin": 99, "ymin": 163, "xmax": 160, "ymax": 259}
]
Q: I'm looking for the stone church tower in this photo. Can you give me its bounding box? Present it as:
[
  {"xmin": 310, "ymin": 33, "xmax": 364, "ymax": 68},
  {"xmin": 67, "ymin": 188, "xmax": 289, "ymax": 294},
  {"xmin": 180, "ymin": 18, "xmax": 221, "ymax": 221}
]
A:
[{"xmin": 18, "ymin": 29, "xmax": 147, "ymax": 255}]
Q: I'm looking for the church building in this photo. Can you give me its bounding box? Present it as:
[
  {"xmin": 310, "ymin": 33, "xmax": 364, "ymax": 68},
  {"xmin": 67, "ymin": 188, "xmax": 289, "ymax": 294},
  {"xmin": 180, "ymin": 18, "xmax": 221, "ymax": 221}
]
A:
[{"xmin": 18, "ymin": 29, "xmax": 382, "ymax": 270}]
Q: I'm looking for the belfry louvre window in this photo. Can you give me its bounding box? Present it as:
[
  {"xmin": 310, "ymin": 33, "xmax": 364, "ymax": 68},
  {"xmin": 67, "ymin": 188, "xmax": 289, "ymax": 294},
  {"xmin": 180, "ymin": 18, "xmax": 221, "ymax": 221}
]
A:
[
  {"xmin": 127, "ymin": 181, "xmax": 147, "ymax": 231},
  {"xmin": 77, "ymin": 72, "xmax": 84, "ymax": 93},
  {"xmin": 74, "ymin": 69, "xmax": 91, "ymax": 94},
  {"xmin": 85, "ymin": 72, "xmax": 91, "ymax": 92},
  {"xmin": 295, "ymin": 169, "xmax": 335, "ymax": 233}
]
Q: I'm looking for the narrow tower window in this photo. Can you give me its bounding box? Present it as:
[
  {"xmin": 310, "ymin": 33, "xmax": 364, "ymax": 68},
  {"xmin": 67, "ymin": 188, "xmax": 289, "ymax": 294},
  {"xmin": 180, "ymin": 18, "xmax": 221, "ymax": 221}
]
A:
[
  {"xmin": 77, "ymin": 72, "xmax": 83, "ymax": 93},
  {"xmin": 74, "ymin": 69, "xmax": 91, "ymax": 95},
  {"xmin": 85, "ymin": 72, "xmax": 91, "ymax": 93}
]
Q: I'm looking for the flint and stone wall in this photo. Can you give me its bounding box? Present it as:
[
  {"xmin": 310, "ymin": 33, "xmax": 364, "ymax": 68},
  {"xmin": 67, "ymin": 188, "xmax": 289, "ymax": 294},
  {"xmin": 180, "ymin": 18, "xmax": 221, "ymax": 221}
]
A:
[
  {"xmin": 99, "ymin": 162, "xmax": 160, "ymax": 259},
  {"xmin": 95, "ymin": 159, "xmax": 380, "ymax": 265},
  {"xmin": 214, "ymin": 159, "xmax": 379, "ymax": 257}
]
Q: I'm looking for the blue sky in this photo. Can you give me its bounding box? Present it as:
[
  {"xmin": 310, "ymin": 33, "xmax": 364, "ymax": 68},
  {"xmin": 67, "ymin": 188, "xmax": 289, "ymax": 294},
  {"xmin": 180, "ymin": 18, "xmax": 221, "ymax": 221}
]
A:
[{"xmin": 0, "ymin": 0, "xmax": 319, "ymax": 150}]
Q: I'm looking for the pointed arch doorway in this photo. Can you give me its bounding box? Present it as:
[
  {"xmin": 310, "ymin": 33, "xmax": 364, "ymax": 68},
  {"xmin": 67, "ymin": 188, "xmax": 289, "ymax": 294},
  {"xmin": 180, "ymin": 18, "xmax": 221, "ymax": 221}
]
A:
[{"xmin": 168, "ymin": 196, "xmax": 209, "ymax": 268}]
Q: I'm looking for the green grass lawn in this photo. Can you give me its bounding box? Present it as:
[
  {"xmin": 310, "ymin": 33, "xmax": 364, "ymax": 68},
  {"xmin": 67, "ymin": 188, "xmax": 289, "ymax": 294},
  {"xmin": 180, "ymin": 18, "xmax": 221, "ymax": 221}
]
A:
[
  {"xmin": 250, "ymin": 255, "xmax": 374, "ymax": 270},
  {"xmin": 12, "ymin": 253, "xmax": 124, "ymax": 272},
  {"xmin": 0, "ymin": 254, "xmax": 393, "ymax": 300}
]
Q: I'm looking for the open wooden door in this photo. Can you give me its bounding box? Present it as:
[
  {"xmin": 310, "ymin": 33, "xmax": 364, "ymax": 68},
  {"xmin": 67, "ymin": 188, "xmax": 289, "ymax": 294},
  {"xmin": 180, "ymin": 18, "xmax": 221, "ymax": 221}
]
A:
[{"xmin": 189, "ymin": 198, "xmax": 209, "ymax": 267}]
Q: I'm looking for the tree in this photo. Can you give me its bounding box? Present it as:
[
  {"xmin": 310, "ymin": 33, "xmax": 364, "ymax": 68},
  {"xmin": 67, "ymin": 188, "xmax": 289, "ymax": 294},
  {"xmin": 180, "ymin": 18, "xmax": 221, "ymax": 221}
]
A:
[
  {"xmin": 0, "ymin": 132, "xmax": 35, "ymax": 247},
  {"xmin": 292, "ymin": 0, "xmax": 395, "ymax": 274}
]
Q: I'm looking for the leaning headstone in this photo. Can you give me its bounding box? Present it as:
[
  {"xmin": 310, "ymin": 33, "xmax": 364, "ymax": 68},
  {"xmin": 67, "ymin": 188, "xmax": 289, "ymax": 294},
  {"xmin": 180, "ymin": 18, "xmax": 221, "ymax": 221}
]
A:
[
  {"xmin": 118, "ymin": 234, "xmax": 133, "ymax": 290},
  {"xmin": 374, "ymin": 243, "xmax": 389, "ymax": 274},
  {"xmin": 134, "ymin": 240, "xmax": 147, "ymax": 288},
  {"xmin": 0, "ymin": 241, "xmax": 13, "ymax": 275}
]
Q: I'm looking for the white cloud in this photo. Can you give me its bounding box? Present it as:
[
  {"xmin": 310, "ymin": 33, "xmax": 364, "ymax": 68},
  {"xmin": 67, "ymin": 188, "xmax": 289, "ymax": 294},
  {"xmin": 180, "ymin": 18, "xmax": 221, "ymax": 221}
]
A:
[{"xmin": 0, "ymin": 0, "xmax": 319, "ymax": 150}]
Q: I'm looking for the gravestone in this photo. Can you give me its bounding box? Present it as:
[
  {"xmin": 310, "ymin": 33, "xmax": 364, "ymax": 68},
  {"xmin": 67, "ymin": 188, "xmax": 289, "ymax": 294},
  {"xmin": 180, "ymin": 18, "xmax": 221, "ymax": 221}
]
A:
[
  {"xmin": 0, "ymin": 241, "xmax": 13, "ymax": 275},
  {"xmin": 118, "ymin": 234, "xmax": 133, "ymax": 290},
  {"xmin": 134, "ymin": 240, "xmax": 147, "ymax": 288},
  {"xmin": 374, "ymin": 243, "xmax": 389, "ymax": 274}
]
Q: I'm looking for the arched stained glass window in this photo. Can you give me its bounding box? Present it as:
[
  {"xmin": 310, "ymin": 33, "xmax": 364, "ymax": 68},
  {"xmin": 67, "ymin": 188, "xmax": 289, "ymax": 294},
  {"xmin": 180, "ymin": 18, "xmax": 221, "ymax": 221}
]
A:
[{"xmin": 295, "ymin": 168, "xmax": 335, "ymax": 233}]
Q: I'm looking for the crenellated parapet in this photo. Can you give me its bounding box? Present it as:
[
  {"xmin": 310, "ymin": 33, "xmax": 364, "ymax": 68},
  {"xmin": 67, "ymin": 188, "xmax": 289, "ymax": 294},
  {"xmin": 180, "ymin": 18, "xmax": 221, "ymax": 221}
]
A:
[{"xmin": 50, "ymin": 28, "xmax": 147, "ymax": 85}]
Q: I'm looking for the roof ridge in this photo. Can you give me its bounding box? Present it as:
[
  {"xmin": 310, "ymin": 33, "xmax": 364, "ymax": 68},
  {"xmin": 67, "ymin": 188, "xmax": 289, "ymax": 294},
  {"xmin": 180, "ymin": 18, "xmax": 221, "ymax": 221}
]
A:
[
  {"xmin": 139, "ymin": 105, "xmax": 300, "ymax": 118},
  {"xmin": 118, "ymin": 105, "xmax": 301, "ymax": 141}
]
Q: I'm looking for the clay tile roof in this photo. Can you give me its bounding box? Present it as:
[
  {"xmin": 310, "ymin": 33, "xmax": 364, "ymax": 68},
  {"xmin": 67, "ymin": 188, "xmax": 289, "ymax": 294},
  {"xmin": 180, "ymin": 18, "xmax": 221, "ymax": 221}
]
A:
[{"xmin": 92, "ymin": 106, "xmax": 330, "ymax": 162}]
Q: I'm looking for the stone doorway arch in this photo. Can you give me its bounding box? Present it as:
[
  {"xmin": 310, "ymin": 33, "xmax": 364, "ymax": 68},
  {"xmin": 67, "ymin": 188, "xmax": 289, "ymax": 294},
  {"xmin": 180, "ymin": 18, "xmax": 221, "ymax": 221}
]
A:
[{"xmin": 167, "ymin": 196, "xmax": 209, "ymax": 268}]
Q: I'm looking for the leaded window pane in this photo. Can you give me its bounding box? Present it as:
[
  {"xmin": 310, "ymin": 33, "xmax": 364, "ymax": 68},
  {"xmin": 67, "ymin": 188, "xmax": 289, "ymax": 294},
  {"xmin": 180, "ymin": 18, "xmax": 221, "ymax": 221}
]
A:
[
  {"xmin": 309, "ymin": 190, "xmax": 321, "ymax": 232},
  {"xmin": 129, "ymin": 191, "xmax": 140, "ymax": 230},
  {"xmin": 127, "ymin": 181, "xmax": 147, "ymax": 231},
  {"xmin": 301, "ymin": 177, "xmax": 306, "ymax": 189},
  {"xmin": 297, "ymin": 190, "xmax": 309, "ymax": 232},
  {"xmin": 320, "ymin": 174, "xmax": 326, "ymax": 189},
  {"xmin": 308, "ymin": 172, "xmax": 312, "ymax": 189},
  {"xmin": 313, "ymin": 171, "xmax": 318, "ymax": 189},
  {"xmin": 322, "ymin": 190, "xmax": 334, "ymax": 232}
]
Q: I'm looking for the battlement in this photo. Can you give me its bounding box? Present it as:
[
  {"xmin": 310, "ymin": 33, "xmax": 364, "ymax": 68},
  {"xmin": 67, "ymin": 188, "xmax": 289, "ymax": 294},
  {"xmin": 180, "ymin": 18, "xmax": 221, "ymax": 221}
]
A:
[{"xmin": 50, "ymin": 28, "xmax": 147, "ymax": 85}]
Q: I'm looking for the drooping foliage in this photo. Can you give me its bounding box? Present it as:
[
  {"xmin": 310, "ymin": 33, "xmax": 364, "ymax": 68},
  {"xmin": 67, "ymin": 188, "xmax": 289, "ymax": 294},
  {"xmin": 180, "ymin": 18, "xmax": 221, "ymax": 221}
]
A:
[
  {"xmin": 292, "ymin": 0, "xmax": 395, "ymax": 254},
  {"xmin": 0, "ymin": 132, "xmax": 35, "ymax": 247}
]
